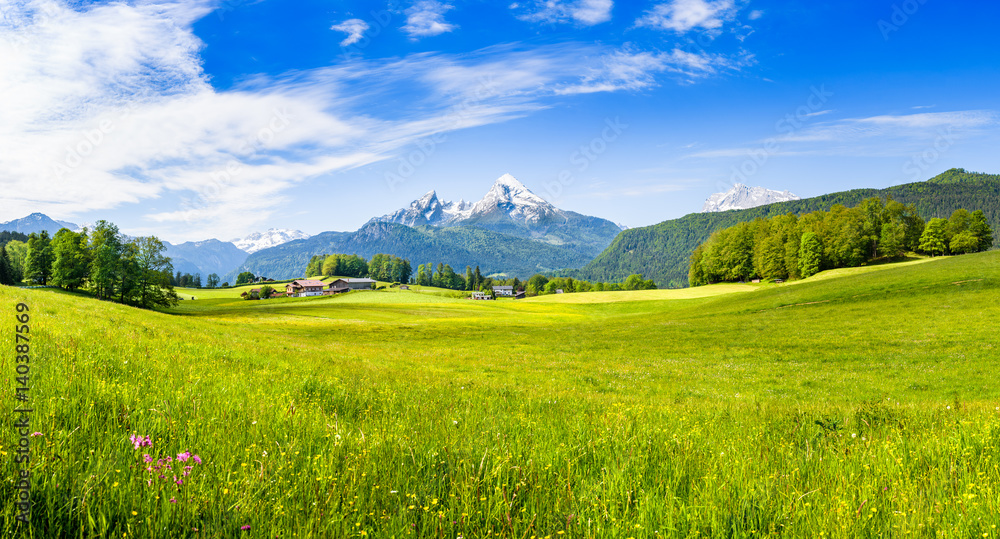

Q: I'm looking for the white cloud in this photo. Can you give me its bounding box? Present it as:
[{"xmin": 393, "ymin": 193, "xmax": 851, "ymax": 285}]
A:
[
  {"xmin": 557, "ymin": 47, "xmax": 753, "ymax": 94},
  {"xmin": 402, "ymin": 1, "xmax": 456, "ymax": 38},
  {"xmin": 0, "ymin": 1, "xmax": 748, "ymax": 241},
  {"xmin": 636, "ymin": 0, "xmax": 737, "ymax": 33},
  {"xmin": 748, "ymin": 9, "xmax": 763, "ymax": 20},
  {"xmin": 515, "ymin": 0, "xmax": 614, "ymax": 26},
  {"xmin": 331, "ymin": 18, "xmax": 369, "ymax": 47},
  {"xmin": 688, "ymin": 111, "xmax": 1000, "ymax": 159}
]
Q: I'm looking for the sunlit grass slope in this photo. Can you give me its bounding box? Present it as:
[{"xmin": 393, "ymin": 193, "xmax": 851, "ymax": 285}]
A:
[{"xmin": 2, "ymin": 252, "xmax": 999, "ymax": 537}]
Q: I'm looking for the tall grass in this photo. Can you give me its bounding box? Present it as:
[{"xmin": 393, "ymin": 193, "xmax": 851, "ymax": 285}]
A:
[{"xmin": 2, "ymin": 252, "xmax": 999, "ymax": 537}]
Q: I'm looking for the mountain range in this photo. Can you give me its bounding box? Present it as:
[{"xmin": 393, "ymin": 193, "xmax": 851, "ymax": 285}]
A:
[
  {"xmin": 232, "ymin": 229, "xmax": 311, "ymax": 254},
  {"xmin": 227, "ymin": 174, "xmax": 625, "ymax": 281},
  {"xmin": 0, "ymin": 213, "xmax": 79, "ymax": 235},
  {"xmin": 702, "ymin": 184, "xmax": 800, "ymax": 212},
  {"xmin": 6, "ymin": 170, "xmax": 997, "ymax": 288},
  {"xmin": 373, "ymin": 174, "xmax": 624, "ymax": 257}
]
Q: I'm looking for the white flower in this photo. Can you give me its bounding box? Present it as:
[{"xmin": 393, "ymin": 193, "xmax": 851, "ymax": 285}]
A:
[
  {"xmin": 453, "ymin": 420, "xmax": 458, "ymax": 425},
  {"xmin": 851, "ymin": 433, "xmax": 857, "ymax": 438}
]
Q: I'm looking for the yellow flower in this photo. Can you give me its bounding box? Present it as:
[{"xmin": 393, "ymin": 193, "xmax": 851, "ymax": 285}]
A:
[{"xmin": 132, "ymin": 511, "xmax": 138, "ymax": 516}]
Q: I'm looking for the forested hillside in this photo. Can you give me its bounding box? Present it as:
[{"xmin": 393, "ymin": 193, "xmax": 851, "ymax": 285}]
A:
[
  {"xmin": 576, "ymin": 169, "xmax": 1000, "ymax": 287},
  {"xmin": 227, "ymin": 221, "xmax": 594, "ymax": 281}
]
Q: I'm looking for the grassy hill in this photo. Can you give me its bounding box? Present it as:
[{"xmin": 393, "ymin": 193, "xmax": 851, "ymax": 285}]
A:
[
  {"xmin": 2, "ymin": 251, "xmax": 1000, "ymax": 536},
  {"xmin": 576, "ymin": 168, "xmax": 1000, "ymax": 287}
]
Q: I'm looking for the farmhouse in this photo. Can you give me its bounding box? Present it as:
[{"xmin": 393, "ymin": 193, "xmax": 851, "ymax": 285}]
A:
[
  {"xmin": 286, "ymin": 279, "xmax": 326, "ymax": 297},
  {"xmin": 471, "ymin": 291, "xmax": 493, "ymax": 300},
  {"xmin": 493, "ymin": 285, "xmax": 514, "ymax": 297},
  {"xmin": 326, "ymin": 278, "xmax": 376, "ymax": 294}
]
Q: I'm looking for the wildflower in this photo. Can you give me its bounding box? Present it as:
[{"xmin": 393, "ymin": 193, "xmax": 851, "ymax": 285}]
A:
[
  {"xmin": 129, "ymin": 435, "xmax": 152, "ymax": 450},
  {"xmin": 184, "ymin": 466, "xmax": 193, "ymax": 476},
  {"xmin": 177, "ymin": 452, "xmax": 191, "ymax": 463},
  {"xmin": 143, "ymin": 454, "xmax": 153, "ymax": 463},
  {"xmin": 241, "ymin": 525, "xmax": 251, "ymax": 531},
  {"xmin": 175, "ymin": 478, "xmax": 184, "ymax": 486},
  {"xmin": 169, "ymin": 498, "xmax": 177, "ymax": 504},
  {"xmin": 193, "ymin": 455, "xmax": 202, "ymax": 465},
  {"xmin": 30, "ymin": 432, "xmax": 43, "ymax": 437}
]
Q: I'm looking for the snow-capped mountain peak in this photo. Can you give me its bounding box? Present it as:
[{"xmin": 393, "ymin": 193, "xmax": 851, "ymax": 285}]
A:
[
  {"xmin": 232, "ymin": 228, "xmax": 311, "ymax": 253},
  {"xmin": 702, "ymin": 183, "xmax": 800, "ymax": 213},
  {"xmin": 477, "ymin": 173, "xmax": 550, "ymax": 209},
  {"xmin": 375, "ymin": 173, "xmax": 558, "ymax": 227}
]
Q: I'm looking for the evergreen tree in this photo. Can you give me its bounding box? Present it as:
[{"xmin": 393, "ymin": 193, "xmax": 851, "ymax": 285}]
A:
[{"xmin": 0, "ymin": 246, "xmax": 14, "ymax": 285}]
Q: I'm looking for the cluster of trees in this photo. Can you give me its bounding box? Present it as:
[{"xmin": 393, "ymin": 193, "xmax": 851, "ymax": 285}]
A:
[
  {"xmin": 0, "ymin": 232, "xmax": 29, "ymax": 285},
  {"xmin": 523, "ymin": 274, "xmax": 656, "ymax": 296},
  {"xmin": 367, "ymin": 254, "xmax": 412, "ymax": 283},
  {"xmin": 415, "ymin": 263, "xmax": 474, "ymax": 290},
  {"xmin": 304, "ymin": 253, "xmax": 412, "ymax": 283},
  {"xmin": 305, "ymin": 254, "xmax": 369, "ymax": 279},
  {"xmin": 689, "ymin": 198, "xmax": 993, "ymax": 286},
  {"xmin": 171, "ymin": 272, "xmax": 224, "ymax": 288},
  {"xmin": 577, "ymin": 169, "xmax": 1000, "ymax": 288},
  {"xmin": 0, "ymin": 222, "xmax": 178, "ymax": 308}
]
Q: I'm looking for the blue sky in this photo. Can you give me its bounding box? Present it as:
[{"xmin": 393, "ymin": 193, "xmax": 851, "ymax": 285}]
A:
[{"xmin": 2, "ymin": 0, "xmax": 999, "ymax": 241}]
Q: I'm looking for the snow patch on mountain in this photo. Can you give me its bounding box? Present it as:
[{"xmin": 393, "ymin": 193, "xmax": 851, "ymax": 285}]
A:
[
  {"xmin": 376, "ymin": 173, "xmax": 561, "ymax": 227},
  {"xmin": 232, "ymin": 229, "xmax": 311, "ymax": 253},
  {"xmin": 702, "ymin": 184, "xmax": 800, "ymax": 213}
]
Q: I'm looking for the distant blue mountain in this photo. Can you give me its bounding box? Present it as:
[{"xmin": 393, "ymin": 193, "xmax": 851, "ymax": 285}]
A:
[
  {"xmin": 163, "ymin": 239, "xmax": 249, "ymax": 279},
  {"xmin": 0, "ymin": 213, "xmax": 78, "ymax": 234}
]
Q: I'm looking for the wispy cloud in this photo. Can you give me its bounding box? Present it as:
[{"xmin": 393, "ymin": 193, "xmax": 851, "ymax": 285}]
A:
[
  {"xmin": 402, "ymin": 0, "xmax": 456, "ymax": 38},
  {"xmin": 331, "ymin": 18, "xmax": 369, "ymax": 47},
  {"xmin": 514, "ymin": 0, "xmax": 614, "ymax": 26},
  {"xmin": 688, "ymin": 111, "xmax": 1000, "ymax": 159},
  {"xmin": 636, "ymin": 0, "xmax": 738, "ymax": 34},
  {"xmin": 0, "ymin": 1, "xmax": 751, "ymax": 241},
  {"xmin": 556, "ymin": 47, "xmax": 753, "ymax": 94}
]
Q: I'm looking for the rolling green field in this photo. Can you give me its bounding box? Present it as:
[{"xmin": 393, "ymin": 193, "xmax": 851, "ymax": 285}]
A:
[{"xmin": 2, "ymin": 252, "xmax": 1000, "ymax": 537}]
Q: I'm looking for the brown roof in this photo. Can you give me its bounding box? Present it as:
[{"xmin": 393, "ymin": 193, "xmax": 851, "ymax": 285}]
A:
[{"xmin": 290, "ymin": 279, "xmax": 326, "ymax": 287}]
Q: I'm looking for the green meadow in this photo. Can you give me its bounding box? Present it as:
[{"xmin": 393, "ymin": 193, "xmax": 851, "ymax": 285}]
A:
[{"xmin": 2, "ymin": 251, "xmax": 1000, "ymax": 537}]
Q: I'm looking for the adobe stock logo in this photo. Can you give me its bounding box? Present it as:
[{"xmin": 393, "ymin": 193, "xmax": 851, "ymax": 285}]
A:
[{"xmin": 878, "ymin": 0, "xmax": 929, "ymax": 41}]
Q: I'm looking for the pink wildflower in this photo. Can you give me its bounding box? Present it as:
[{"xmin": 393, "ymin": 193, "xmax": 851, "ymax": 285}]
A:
[
  {"xmin": 177, "ymin": 452, "xmax": 191, "ymax": 463},
  {"xmin": 169, "ymin": 498, "xmax": 177, "ymax": 504},
  {"xmin": 192, "ymin": 455, "xmax": 202, "ymax": 465},
  {"xmin": 241, "ymin": 525, "xmax": 251, "ymax": 531},
  {"xmin": 30, "ymin": 432, "xmax": 43, "ymax": 437},
  {"xmin": 143, "ymin": 454, "xmax": 153, "ymax": 463},
  {"xmin": 129, "ymin": 434, "xmax": 152, "ymax": 449}
]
